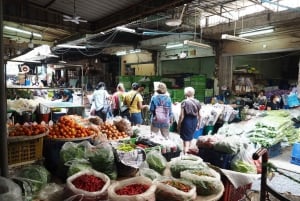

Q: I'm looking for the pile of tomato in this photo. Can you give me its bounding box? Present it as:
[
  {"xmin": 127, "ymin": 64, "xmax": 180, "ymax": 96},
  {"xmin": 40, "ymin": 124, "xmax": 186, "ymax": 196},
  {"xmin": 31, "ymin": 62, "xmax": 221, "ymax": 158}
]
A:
[
  {"xmin": 115, "ymin": 184, "xmax": 150, "ymax": 195},
  {"xmin": 48, "ymin": 115, "xmax": 95, "ymax": 139},
  {"xmin": 9, "ymin": 124, "xmax": 47, "ymax": 137},
  {"xmin": 72, "ymin": 174, "xmax": 105, "ymax": 192}
]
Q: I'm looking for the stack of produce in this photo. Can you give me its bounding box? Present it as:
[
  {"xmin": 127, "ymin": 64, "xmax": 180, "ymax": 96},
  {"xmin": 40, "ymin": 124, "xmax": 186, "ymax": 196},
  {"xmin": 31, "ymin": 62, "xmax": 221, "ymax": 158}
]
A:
[
  {"xmin": 47, "ymin": 115, "xmax": 96, "ymax": 139},
  {"xmin": 98, "ymin": 122, "xmax": 129, "ymax": 141},
  {"xmin": 247, "ymin": 111, "xmax": 298, "ymax": 146},
  {"xmin": 8, "ymin": 123, "xmax": 48, "ymax": 137}
]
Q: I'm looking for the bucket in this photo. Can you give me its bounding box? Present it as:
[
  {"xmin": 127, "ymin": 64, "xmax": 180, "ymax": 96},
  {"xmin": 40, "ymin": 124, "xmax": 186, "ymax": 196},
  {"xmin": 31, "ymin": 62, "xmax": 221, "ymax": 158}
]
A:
[
  {"xmin": 38, "ymin": 113, "xmax": 50, "ymax": 123},
  {"xmin": 204, "ymin": 125, "xmax": 214, "ymax": 135},
  {"xmin": 291, "ymin": 142, "xmax": 300, "ymax": 166},
  {"xmin": 193, "ymin": 128, "xmax": 203, "ymax": 139}
]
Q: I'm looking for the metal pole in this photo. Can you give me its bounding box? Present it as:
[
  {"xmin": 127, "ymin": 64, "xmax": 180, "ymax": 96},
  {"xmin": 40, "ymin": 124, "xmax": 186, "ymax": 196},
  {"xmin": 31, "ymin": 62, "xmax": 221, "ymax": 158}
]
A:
[{"xmin": 0, "ymin": 0, "xmax": 9, "ymax": 177}]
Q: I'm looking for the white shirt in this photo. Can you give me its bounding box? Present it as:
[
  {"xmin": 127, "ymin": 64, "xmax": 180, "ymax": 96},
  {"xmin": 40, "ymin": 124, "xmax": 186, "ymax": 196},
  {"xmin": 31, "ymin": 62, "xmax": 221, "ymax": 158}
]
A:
[{"xmin": 92, "ymin": 89, "xmax": 109, "ymax": 111}]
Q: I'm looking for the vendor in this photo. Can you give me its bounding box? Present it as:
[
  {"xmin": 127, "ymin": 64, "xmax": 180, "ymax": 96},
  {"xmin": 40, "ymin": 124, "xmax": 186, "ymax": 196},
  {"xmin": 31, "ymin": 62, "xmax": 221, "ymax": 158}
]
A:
[
  {"xmin": 266, "ymin": 94, "xmax": 281, "ymax": 110},
  {"xmin": 62, "ymin": 89, "xmax": 73, "ymax": 102},
  {"xmin": 253, "ymin": 89, "xmax": 267, "ymax": 109}
]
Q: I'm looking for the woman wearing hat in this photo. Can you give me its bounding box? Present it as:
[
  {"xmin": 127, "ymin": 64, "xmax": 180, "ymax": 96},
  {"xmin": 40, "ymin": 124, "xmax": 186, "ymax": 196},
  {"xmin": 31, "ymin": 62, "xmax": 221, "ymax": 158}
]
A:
[{"xmin": 149, "ymin": 82, "xmax": 173, "ymax": 139}]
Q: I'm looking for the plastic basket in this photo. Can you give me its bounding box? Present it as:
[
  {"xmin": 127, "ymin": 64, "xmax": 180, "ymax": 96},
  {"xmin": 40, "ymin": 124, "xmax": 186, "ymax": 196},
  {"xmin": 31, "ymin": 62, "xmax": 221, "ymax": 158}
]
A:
[
  {"xmin": 198, "ymin": 148, "xmax": 235, "ymax": 169},
  {"xmin": 8, "ymin": 135, "xmax": 44, "ymax": 167},
  {"xmin": 220, "ymin": 175, "xmax": 252, "ymax": 201},
  {"xmin": 267, "ymin": 142, "xmax": 282, "ymax": 158},
  {"xmin": 291, "ymin": 142, "xmax": 300, "ymax": 166}
]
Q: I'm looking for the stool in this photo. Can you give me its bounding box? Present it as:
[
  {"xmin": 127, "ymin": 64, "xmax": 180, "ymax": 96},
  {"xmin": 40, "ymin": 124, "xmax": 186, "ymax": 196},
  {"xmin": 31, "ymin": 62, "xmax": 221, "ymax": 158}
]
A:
[{"xmin": 291, "ymin": 142, "xmax": 300, "ymax": 166}]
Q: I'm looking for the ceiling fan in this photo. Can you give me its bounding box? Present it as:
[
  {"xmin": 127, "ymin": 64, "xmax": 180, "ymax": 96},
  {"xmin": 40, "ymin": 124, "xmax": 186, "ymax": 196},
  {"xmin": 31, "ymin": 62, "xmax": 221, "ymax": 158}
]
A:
[
  {"xmin": 63, "ymin": 0, "xmax": 88, "ymax": 24},
  {"xmin": 165, "ymin": 4, "xmax": 187, "ymax": 27}
]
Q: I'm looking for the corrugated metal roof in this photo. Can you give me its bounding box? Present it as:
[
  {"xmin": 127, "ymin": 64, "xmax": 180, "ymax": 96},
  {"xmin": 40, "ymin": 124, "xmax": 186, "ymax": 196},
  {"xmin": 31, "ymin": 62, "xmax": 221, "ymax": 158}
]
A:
[{"xmin": 28, "ymin": 0, "xmax": 143, "ymax": 22}]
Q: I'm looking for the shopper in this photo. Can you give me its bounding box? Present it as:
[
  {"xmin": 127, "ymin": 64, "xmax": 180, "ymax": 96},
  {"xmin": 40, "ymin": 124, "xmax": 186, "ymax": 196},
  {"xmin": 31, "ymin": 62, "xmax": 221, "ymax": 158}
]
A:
[
  {"xmin": 149, "ymin": 82, "xmax": 173, "ymax": 139},
  {"xmin": 267, "ymin": 94, "xmax": 281, "ymax": 110},
  {"xmin": 112, "ymin": 83, "xmax": 126, "ymax": 116},
  {"xmin": 123, "ymin": 82, "xmax": 146, "ymax": 126},
  {"xmin": 91, "ymin": 82, "xmax": 110, "ymax": 121},
  {"xmin": 177, "ymin": 87, "xmax": 201, "ymax": 154},
  {"xmin": 62, "ymin": 89, "xmax": 73, "ymax": 102}
]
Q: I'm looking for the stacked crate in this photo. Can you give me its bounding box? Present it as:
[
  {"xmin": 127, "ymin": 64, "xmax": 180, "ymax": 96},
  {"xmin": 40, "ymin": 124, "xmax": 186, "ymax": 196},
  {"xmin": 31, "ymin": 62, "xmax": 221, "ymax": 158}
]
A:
[
  {"xmin": 118, "ymin": 76, "xmax": 132, "ymax": 90},
  {"xmin": 171, "ymin": 89, "xmax": 185, "ymax": 103},
  {"xmin": 184, "ymin": 75, "xmax": 206, "ymax": 102}
]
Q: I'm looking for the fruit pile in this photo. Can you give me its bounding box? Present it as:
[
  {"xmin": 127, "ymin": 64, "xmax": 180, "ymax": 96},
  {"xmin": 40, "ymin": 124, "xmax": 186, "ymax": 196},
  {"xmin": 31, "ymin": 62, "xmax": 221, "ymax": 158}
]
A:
[
  {"xmin": 48, "ymin": 115, "xmax": 95, "ymax": 139},
  {"xmin": 99, "ymin": 122, "xmax": 128, "ymax": 141},
  {"xmin": 8, "ymin": 123, "xmax": 48, "ymax": 137}
]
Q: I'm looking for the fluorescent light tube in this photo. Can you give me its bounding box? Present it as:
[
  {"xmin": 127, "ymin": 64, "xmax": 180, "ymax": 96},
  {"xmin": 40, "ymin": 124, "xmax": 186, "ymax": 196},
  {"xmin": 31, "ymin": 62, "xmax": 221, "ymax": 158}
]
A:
[
  {"xmin": 129, "ymin": 49, "xmax": 141, "ymax": 54},
  {"xmin": 166, "ymin": 43, "xmax": 183, "ymax": 49},
  {"xmin": 116, "ymin": 51, "xmax": 127, "ymax": 56},
  {"xmin": 183, "ymin": 40, "xmax": 211, "ymax": 48},
  {"xmin": 221, "ymin": 34, "xmax": 253, "ymax": 43},
  {"xmin": 239, "ymin": 29, "xmax": 274, "ymax": 37},
  {"xmin": 116, "ymin": 26, "xmax": 136, "ymax": 33},
  {"xmin": 4, "ymin": 25, "xmax": 42, "ymax": 38},
  {"xmin": 56, "ymin": 44, "xmax": 86, "ymax": 49}
]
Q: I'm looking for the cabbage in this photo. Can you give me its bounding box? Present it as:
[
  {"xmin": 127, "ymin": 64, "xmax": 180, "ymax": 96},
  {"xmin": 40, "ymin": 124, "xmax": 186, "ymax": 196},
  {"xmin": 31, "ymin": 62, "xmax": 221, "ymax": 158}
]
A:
[{"xmin": 146, "ymin": 150, "xmax": 167, "ymax": 174}]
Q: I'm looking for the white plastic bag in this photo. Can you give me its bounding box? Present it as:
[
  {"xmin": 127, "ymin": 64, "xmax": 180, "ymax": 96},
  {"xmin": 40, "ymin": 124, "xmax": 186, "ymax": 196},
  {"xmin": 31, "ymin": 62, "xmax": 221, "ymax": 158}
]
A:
[
  {"xmin": 108, "ymin": 176, "xmax": 156, "ymax": 201},
  {"xmin": 66, "ymin": 169, "xmax": 110, "ymax": 201},
  {"xmin": 0, "ymin": 177, "xmax": 22, "ymax": 201},
  {"xmin": 154, "ymin": 177, "xmax": 197, "ymax": 201},
  {"xmin": 231, "ymin": 143, "xmax": 257, "ymax": 174},
  {"xmin": 180, "ymin": 169, "xmax": 223, "ymax": 196}
]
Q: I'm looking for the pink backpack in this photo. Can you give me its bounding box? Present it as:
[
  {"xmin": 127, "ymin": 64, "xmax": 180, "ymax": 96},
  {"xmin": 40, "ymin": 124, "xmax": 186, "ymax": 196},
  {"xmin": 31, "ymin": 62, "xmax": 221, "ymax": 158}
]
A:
[{"xmin": 154, "ymin": 100, "xmax": 170, "ymax": 123}]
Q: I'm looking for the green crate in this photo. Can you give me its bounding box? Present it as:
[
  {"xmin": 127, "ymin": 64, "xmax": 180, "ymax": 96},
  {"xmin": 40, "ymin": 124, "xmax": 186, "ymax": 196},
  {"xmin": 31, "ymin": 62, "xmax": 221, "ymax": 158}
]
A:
[
  {"xmin": 151, "ymin": 76, "xmax": 162, "ymax": 82},
  {"xmin": 205, "ymin": 89, "xmax": 214, "ymax": 97},
  {"xmin": 119, "ymin": 76, "xmax": 132, "ymax": 82},
  {"xmin": 132, "ymin": 76, "xmax": 145, "ymax": 82},
  {"xmin": 190, "ymin": 75, "xmax": 206, "ymax": 82},
  {"xmin": 191, "ymin": 81, "xmax": 206, "ymax": 87},
  {"xmin": 184, "ymin": 81, "xmax": 191, "ymax": 87},
  {"xmin": 184, "ymin": 77, "xmax": 191, "ymax": 82}
]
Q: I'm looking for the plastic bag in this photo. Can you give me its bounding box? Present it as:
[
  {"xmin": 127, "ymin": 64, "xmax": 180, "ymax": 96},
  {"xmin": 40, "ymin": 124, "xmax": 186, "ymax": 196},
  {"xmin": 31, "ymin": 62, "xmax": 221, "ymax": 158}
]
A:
[
  {"xmin": 66, "ymin": 169, "xmax": 111, "ymax": 201},
  {"xmin": 180, "ymin": 169, "xmax": 223, "ymax": 196},
  {"xmin": 154, "ymin": 177, "xmax": 197, "ymax": 201},
  {"xmin": 17, "ymin": 165, "xmax": 50, "ymax": 196},
  {"xmin": 66, "ymin": 159, "xmax": 92, "ymax": 177},
  {"xmin": 139, "ymin": 168, "xmax": 162, "ymax": 180},
  {"xmin": 213, "ymin": 135, "xmax": 241, "ymax": 154},
  {"xmin": 38, "ymin": 183, "xmax": 63, "ymax": 201},
  {"xmin": 231, "ymin": 143, "xmax": 257, "ymax": 174},
  {"xmin": 85, "ymin": 142, "xmax": 118, "ymax": 180},
  {"xmin": 169, "ymin": 155, "xmax": 207, "ymax": 178},
  {"xmin": 0, "ymin": 177, "xmax": 22, "ymax": 201},
  {"xmin": 108, "ymin": 176, "xmax": 156, "ymax": 201},
  {"xmin": 60, "ymin": 141, "xmax": 90, "ymax": 164},
  {"xmin": 146, "ymin": 149, "xmax": 167, "ymax": 174}
]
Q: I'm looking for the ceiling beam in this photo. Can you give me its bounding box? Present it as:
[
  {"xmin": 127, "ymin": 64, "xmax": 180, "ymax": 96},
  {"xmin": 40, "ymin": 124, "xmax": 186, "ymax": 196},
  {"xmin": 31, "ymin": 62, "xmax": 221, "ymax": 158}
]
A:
[
  {"xmin": 44, "ymin": 0, "xmax": 57, "ymax": 9},
  {"xmin": 92, "ymin": 0, "xmax": 194, "ymax": 33},
  {"xmin": 3, "ymin": 0, "xmax": 92, "ymax": 33}
]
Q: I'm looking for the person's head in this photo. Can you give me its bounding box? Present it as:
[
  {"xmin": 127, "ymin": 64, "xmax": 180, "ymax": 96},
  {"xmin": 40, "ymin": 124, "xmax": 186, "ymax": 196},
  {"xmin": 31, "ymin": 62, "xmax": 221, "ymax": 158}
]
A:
[
  {"xmin": 259, "ymin": 90, "xmax": 265, "ymax": 96},
  {"xmin": 156, "ymin": 82, "xmax": 167, "ymax": 94},
  {"xmin": 184, "ymin": 87, "xmax": 195, "ymax": 98},
  {"xmin": 116, "ymin": 83, "xmax": 125, "ymax": 92},
  {"xmin": 271, "ymin": 94, "xmax": 280, "ymax": 103},
  {"xmin": 96, "ymin": 82, "xmax": 105, "ymax": 90},
  {"xmin": 138, "ymin": 84, "xmax": 146, "ymax": 93},
  {"xmin": 131, "ymin": 82, "xmax": 140, "ymax": 91}
]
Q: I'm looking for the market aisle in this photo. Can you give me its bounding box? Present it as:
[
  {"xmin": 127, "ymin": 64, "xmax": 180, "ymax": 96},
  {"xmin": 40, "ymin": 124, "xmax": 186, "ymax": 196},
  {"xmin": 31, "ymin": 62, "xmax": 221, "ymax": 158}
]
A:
[{"xmin": 251, "ymin": 145, "xmax": 300, "ymax": 198}]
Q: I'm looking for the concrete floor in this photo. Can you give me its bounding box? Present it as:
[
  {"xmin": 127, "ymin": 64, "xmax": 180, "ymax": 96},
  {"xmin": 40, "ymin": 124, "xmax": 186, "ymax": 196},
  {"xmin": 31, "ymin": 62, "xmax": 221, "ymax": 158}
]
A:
[{"xmin": 251, "ymin": 145, "xmax": 300, "ymax": 200}]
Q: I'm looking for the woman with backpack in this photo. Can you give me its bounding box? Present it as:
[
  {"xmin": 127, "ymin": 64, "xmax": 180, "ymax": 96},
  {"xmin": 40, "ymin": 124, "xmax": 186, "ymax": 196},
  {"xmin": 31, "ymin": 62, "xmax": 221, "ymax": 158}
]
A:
[
  {"xmin": 149, "ymin": 82, "xmax": 173, "ymax": 140},
  {"xmin": 112, "ymin": 83, "xmax": 126, "ymax": 116},
  {"xmin": 177, "ymin": 87, "xmax": 201, "ymax": 154}
]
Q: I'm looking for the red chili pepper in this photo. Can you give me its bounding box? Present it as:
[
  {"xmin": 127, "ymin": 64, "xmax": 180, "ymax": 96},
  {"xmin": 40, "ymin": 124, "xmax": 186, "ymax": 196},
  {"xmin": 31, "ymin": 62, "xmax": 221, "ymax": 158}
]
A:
[
  {"xmin": 116, "ymin": 184, "xmax": 150, "ymax": 195},
  {"xmin": 72, "ymin": 174, "xmax": 105, "ymax": 192}
]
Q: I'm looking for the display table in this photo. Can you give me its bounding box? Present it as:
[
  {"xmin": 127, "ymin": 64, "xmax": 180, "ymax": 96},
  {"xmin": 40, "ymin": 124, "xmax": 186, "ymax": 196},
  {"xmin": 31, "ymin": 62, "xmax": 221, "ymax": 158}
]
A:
[{"xmin": 40, "ymin": 102, "xmax": 85, "ymax": 121}]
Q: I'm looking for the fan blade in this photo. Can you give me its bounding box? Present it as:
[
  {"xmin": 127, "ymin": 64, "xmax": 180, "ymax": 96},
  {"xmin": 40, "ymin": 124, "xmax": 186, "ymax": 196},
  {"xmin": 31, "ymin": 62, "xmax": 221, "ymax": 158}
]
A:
[
  {"xmin": 63, "ymin": 14, "xmax": 72, "ymax": 19},
  {"xmin": 63, "ymin": 19, "xmax": 72, "ymax": 22},
  {"xmin": 73, "ymin": 20, "xmax": 80, "ymax": 24},
  {"xmin": 78, "ymin": 19, "xmax": 88, "ymax": 23}
]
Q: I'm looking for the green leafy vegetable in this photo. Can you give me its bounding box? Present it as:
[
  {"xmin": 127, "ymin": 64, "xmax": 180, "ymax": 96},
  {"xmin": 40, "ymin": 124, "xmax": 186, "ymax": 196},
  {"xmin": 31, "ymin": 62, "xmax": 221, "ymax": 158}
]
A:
[{"xmin": 146, "ymin": 150, "xmax": 167, "ymax": 174}]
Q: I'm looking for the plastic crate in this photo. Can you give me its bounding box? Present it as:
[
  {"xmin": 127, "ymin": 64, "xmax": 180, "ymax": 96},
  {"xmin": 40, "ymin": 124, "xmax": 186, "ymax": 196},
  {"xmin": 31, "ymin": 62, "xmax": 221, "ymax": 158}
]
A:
[
  {"xmin": 291, "ymin": 142, "xmax": 300, "ymax": 166},
  {"xmin": 8, "ymin": 136, "xmax": 44, "ymax": 167},
  {"xmin": 267, "ymin": 142, "xmax": 282, "ymax": 158},
  {"xmin": 198, "ymin": 148, "xmax": 235, "ymax": 169},
  {"xmin": 220, "ymin": 175, "xmax": 252, "ymax": 201}
]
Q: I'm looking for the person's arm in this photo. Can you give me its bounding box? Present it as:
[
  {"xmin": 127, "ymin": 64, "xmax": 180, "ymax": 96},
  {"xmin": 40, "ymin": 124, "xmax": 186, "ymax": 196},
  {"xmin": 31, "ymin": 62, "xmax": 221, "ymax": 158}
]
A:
[{"xmin": 177, "ymin": 107, "xmax": 184, "ymax": 132}]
